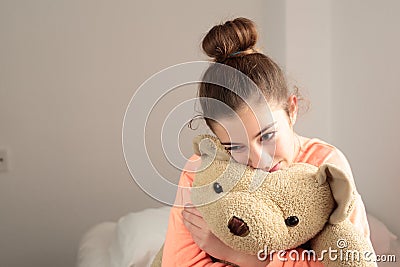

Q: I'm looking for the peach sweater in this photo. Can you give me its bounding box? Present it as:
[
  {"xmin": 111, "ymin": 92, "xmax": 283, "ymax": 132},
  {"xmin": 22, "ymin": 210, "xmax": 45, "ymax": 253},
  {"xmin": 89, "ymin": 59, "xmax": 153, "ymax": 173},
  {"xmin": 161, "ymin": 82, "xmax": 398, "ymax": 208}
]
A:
[{"xmin": 161, "ymin": 139, "xmax": 371, "ymax": 267}]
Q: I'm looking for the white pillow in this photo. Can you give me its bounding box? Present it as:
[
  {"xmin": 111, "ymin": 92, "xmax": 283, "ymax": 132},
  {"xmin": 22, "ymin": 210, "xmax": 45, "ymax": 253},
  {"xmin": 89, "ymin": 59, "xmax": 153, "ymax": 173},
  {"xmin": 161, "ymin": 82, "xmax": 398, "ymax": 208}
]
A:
[
  {"xmin": 77, "ymin": 222, "xmax": 117, "ymax": 267},
  {"xmin": 109, "ymin": 206, "xmax": 171, "ymax": 267}
]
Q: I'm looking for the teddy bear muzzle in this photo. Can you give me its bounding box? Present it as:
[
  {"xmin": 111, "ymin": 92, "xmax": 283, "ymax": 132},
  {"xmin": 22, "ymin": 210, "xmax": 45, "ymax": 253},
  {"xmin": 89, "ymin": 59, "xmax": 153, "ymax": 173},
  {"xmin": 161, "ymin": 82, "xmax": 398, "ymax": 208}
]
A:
[{"xmin": 228, "ymin": 216, "xmax": 250, "ymax": 237}]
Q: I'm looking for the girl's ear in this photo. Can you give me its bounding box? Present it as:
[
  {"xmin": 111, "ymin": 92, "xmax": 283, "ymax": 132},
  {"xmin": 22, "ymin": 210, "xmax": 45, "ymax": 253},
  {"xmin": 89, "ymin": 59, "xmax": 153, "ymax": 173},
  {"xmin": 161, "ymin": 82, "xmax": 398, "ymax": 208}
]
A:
[{"xmin": 288, "ymin": 95, "xmax": 298, "ymax": 126}]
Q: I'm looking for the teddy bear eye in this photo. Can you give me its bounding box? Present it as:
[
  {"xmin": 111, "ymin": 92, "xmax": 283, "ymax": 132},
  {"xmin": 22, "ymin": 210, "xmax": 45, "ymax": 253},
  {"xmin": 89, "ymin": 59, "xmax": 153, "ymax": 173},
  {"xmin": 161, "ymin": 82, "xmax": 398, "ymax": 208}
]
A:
[
  {"xmin": 213, "ymin": 182, "xmax": 223, "ymax": 194},
  {"xmin": 285, "ymin": 216, "xmax": 299, "ymax": 227}
]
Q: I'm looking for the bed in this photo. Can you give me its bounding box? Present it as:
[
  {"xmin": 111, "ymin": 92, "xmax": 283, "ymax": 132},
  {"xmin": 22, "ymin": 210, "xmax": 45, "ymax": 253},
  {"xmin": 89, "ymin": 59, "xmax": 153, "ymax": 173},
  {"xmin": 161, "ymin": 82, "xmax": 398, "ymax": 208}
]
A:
[{"xmin": 77, "ymin": 206, "xmax": 399, "ymax": 267}]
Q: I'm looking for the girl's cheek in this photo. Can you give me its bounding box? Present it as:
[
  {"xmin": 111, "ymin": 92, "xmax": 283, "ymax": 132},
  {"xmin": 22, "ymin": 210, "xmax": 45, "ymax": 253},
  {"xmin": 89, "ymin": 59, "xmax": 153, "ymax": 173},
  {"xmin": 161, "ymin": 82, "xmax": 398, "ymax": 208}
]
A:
[
  {"xmin": 273, "ymin": 139, "xmax": 291, "ymax": 160},
  {"xmin": 269, "ymin": 136, "xmax": 280, "ymax": 157},
  {"xmin": 230, "ymin": 153, "xmax": 249, "ymax": 165}
]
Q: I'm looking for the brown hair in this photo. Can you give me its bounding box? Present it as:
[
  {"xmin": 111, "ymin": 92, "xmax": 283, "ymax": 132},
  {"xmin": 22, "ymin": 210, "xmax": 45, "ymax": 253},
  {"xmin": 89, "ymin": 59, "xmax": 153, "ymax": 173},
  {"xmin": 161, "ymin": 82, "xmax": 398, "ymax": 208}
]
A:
[{"xmin": 197, "ymin": 17, "xmax": 301, "ymax": 130}]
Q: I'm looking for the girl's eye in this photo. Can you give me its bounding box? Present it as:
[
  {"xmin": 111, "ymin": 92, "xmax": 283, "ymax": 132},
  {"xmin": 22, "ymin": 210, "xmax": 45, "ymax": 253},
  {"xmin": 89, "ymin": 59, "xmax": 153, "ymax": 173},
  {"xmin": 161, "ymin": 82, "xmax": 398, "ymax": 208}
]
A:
[
  {"xmin": 225, "ymin": 146, "xmax": 243, "ymax": 151},
  {"xmin": 261, "ymin": 131, "xmax": 276, "ymax": 142}
]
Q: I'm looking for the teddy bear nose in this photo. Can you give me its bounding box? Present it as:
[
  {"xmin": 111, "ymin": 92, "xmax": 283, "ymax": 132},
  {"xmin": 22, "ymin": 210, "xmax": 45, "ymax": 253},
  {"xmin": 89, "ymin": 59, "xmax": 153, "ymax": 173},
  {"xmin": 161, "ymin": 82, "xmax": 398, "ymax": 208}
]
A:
[{"xmin": 228, "ymin": 216, "xmax": 250, "ymax": 237}]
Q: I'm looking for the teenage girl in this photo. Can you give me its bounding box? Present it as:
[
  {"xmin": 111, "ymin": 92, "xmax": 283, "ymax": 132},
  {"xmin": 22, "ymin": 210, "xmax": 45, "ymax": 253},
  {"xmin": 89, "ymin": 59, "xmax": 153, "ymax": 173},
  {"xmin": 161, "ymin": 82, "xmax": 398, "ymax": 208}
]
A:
[{"xmin": 162, "ymin": 17, "xmax": 371, "ymax": 267}]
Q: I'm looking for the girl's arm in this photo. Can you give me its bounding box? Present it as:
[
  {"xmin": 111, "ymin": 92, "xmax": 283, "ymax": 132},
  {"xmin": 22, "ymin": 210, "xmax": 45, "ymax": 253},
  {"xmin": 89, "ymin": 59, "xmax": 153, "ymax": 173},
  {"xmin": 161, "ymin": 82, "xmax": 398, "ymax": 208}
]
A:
[
  {"xmin": 322, "ymin": 148, "xmax": 371, "ymax": 239},
  {"xmin": 182, "ymin": 205, "xmax": 269, "ymax": 267},
  {"xmin": 162, "ymin": 155, "xmax": 269, "ymax": 267},
  {"xmin": 182, "ymin": 205, "xmax": 327, "ymax": 267},
  {"xmin": 162, "ymin": 204, "xmax": 229, "ymax": 266},
  {"xmin": 162, "ymin": 156, "xmax": 233, "ymax": 267},
  {"xmin": 163, "ymin": 156, "xmax": 323, "ymax": 267}
]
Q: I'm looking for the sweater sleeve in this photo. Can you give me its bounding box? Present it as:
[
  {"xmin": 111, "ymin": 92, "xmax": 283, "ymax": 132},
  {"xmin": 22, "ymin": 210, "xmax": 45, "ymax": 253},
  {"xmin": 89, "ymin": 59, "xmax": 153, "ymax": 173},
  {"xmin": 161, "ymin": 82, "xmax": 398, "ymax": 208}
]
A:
[
  {"xmin": 321, "ymin": 147, "xmax": 371, "ymax": 239},
  {"xmin": 161, "ymin": 155, "xmax": 235, "ymax": 267}
]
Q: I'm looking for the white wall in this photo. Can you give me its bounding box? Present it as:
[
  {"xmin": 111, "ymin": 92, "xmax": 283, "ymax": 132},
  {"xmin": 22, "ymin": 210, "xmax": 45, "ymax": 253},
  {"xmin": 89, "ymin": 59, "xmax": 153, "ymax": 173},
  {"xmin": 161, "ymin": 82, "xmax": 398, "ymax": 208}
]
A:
[
  {"xmin": 285, "ymin": 0, "xmax": 332, "ymax": 141},
  {"xmin": 331, "ymin": 0, "xmax": 400, "ymax": 237},
  {"xmin": 0, "ymin": 1, "xmax": 271, "ymax": 266},
  {"xmin": 281, "ymin": 0, "xmax": 400, "ymax": 238}
]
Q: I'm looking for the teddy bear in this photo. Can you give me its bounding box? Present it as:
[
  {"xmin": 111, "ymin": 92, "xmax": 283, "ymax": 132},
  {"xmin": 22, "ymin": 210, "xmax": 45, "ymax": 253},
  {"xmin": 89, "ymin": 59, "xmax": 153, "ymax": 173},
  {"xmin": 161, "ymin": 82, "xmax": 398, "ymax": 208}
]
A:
[{"xmin": 152, "ymin": 134, "xmax": 377, "ymax": 267}]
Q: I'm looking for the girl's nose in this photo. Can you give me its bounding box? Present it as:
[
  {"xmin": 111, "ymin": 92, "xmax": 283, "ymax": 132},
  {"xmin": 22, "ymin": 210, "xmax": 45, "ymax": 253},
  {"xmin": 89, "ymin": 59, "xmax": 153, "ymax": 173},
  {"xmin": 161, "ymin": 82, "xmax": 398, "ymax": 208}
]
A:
[{"xmin": 248, "ymin": 145, "xmax": 272, "ymax": 169}]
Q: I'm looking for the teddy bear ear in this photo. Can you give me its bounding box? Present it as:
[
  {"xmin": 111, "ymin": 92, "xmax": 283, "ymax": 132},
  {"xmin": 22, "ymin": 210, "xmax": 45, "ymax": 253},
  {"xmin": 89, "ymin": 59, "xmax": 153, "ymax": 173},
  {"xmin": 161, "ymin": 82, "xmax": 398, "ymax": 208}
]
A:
[
  {"xmin": 316, "ymin": 163, "xmax": 355, "ymax": 224},
  {"xmin": 192, "ymin": 134, "xmax": 231, "ymax": 161}
]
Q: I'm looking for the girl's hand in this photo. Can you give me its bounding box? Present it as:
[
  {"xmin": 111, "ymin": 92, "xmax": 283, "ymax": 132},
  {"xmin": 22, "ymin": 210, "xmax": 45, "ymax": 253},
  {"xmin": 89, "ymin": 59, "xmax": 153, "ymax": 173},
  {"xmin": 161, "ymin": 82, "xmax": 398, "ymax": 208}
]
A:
[
  {"xmin": 182, "ymin": 205, "xmax": 269, "ymax": 267},
  {"xmin": 182, "ymin": 205, "xmax": 232, "ymax": 260}
]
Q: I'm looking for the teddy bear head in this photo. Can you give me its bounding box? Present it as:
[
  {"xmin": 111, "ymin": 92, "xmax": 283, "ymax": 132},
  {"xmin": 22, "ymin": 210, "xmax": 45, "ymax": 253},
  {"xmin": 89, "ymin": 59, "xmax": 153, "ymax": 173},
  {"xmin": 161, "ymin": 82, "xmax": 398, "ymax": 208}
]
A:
[{"xmin": 190, "ymin": 135, "xmax": 355, "ymax": 255}]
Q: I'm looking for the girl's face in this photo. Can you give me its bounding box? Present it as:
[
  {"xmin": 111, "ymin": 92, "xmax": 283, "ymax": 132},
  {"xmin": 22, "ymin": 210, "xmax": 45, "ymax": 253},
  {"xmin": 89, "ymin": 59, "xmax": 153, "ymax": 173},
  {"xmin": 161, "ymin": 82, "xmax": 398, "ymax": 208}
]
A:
[{"xmin": 211, "ymin": 96, "xmax": 299, "ymax": 172}]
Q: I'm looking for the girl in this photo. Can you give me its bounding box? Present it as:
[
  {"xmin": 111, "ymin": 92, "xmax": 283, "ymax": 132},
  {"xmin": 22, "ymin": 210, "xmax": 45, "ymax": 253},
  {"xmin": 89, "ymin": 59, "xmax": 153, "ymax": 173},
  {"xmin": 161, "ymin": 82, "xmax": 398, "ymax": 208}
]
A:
[{"xmin": 161, "ymin": 17, "xmax": 372, "ymax": 266}]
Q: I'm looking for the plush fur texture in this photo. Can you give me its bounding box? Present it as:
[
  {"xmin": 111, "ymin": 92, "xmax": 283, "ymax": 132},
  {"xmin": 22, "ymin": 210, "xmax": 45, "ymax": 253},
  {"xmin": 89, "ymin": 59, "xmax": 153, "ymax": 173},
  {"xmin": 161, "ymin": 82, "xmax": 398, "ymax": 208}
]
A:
[{"xmin": 153, "ymin": 135, "xmax": 377, "ymax": 267}]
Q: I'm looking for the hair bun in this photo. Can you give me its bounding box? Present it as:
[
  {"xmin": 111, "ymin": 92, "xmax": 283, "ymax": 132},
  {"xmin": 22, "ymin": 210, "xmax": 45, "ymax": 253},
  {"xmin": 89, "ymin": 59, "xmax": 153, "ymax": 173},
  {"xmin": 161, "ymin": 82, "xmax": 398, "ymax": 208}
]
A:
[{"xmin": 202, "ymin": 17, "xmax": 258, "ymax": 62}]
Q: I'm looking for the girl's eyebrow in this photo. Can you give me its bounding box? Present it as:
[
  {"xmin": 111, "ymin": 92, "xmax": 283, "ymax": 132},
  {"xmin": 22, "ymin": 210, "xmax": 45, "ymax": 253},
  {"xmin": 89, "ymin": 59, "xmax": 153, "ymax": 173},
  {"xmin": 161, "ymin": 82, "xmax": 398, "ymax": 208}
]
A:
[
  {"xmin": 255, "ymin": 121, "xmax": 277, "ymax": 138},
  {"xmin": 220, "ymin": 121, "xmax": 277, "ymax": 146},
  {"xmin": 220, "ymin": 142, "xmax": 242, "ymax": 145}
]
